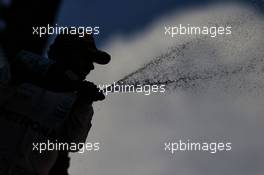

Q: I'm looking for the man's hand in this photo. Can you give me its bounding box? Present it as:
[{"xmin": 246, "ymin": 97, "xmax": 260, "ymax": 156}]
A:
[{"xmin": 77, "ymin": 81, "xmax": 105, "ymax": 103}]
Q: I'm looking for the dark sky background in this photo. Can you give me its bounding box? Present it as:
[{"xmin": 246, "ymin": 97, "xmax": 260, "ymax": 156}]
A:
[{"xmin": 57, "ymin": 0, "xmax": 263, "ymax": 46}]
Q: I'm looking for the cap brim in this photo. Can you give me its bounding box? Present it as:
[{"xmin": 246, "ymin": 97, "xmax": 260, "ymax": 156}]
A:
[{"xmin": 87, "ymin": 49, "xmax": 111, "ymax": 65}]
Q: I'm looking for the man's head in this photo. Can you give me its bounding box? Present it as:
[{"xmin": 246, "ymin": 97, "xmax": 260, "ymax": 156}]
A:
[{"xmin": 48, "ymin": 34, "xmax": 111, "ymax": 80}]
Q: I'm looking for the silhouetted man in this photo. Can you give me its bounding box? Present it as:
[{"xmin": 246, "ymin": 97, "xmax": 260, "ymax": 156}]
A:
[
  {"xmin": 48, "ymin": 34, "xmax": 111, "ymax": 175},
  {"xmin": 0, "ymin": 33, "xmax": 110, "ymax": 175}
]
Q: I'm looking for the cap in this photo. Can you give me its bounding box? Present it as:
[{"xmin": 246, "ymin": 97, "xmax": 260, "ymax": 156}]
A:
[{"xmin": 50, "ymin": 34, "xmax": 111, "ymax": 65}]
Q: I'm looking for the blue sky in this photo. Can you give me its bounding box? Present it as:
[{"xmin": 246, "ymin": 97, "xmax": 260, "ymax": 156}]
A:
[{"xmin": 57, "ymin": 0, "xmax": 263, "ymax": 46}]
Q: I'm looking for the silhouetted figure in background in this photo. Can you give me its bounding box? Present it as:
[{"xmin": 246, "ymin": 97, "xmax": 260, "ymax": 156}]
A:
[
  {"xmin": 1, "ymin": 1, "xmax": 111, "ymax": 174},
  {"xmin": 0, "ymin": 33, "xmax": 110, "ymax": 175}
]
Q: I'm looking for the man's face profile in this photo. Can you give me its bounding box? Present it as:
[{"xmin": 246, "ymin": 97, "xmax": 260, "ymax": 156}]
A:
[{"xmin": 69, "ymin": 57, "xmax": 95, "ymax": 80}]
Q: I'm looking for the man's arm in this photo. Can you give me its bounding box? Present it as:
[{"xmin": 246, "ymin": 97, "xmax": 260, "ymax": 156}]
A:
[
  {"xmin": 56, "ymin": 81, "xmax": 104, "ymax": 151},
  {"xmin": 59, "ymin": 97, "xmax": 94, "ymax": 147}
]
